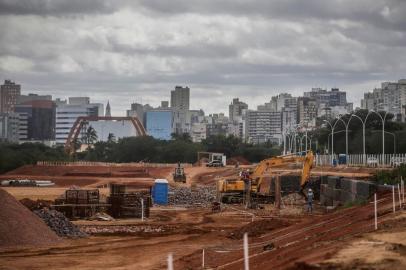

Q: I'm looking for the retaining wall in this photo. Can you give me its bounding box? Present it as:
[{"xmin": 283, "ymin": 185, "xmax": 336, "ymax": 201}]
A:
[{"xmin": 319, "ymin": 176, "xmax": 376, "ymax": 207}]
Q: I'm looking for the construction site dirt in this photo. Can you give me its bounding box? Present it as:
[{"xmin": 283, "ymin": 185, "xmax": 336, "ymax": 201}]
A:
[{"xmin": 1, "ymin": 163, "xmax": 406, "ymax": 270}]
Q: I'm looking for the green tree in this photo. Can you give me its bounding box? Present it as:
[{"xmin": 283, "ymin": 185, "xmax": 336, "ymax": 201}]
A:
[
  {"xmin": 82, "ymin": 125, "xmax": 98, "ymax": 145},
  {"xmin": 107, "ymin": 133, "xmax": 116, "ymax": 143}
]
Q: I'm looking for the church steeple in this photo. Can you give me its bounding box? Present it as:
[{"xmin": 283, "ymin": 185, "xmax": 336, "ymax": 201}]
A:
[{"xmin": 105, "ymin": 101, "xmax": 111, "ymax": 117}]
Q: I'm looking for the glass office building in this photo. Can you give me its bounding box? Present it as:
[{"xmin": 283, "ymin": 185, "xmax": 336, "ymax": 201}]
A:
[{"xmin": 145, "ymin": 110, "xmax": 173, "ymax": 140}]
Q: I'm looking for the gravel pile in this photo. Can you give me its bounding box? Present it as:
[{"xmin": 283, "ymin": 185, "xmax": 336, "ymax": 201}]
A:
[
  {"xmin": 168, "ymin": 186, "xmax": 216, "ymax": 206},
  {"xmin": 80, "ymin": 225, "xmax": 173, "ymax": 235},
  {"xmin": 34, "ymin": 209, "xmax": 87, "ymax": 238},
  {"xmin": 0, "ymin": 188, "xmax": 61, "ymax": 249}
]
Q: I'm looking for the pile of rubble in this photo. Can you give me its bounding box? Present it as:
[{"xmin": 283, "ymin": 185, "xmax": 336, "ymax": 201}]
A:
[
  {"xmin": 34, "ymin": 209, "xmax": 87, "ymax": 238},
  {"xmin": 168, "ymin": 186, "xmax": 216, "ymax": 206}
]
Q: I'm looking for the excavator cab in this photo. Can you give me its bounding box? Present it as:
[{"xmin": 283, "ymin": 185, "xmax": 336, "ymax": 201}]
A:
[{"xmin": 173, "ymin": 163, "xmax": 186, "ymax": 183}]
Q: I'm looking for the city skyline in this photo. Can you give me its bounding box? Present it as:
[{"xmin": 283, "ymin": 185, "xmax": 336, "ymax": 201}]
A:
[
  {"xmin": 0, "ymin": 79, "xmax": 397, "ymax": 117},
  {"xmin": 1, "ymin": 1, "xmax": 406, "ymax": 115}
]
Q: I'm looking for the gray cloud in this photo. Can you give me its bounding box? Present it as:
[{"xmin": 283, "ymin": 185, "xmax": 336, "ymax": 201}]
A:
[
  {"xmin": 0, "ymin": 0, "xmax": 405, "ymax": 115},
  {"xmin": 0, "ymin": 0, "xmax": 117, "ymax": 15}
]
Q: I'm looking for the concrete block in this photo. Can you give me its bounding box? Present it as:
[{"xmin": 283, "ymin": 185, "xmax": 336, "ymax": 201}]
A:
[
  {"xmin": 356, "ymin": 181, "xmax": 375, "ymax": 198},
  {"xmin": 350, "ymin": 180, "xmax": 358, "ymax": 194},
  {"xmin": 340, "ymin": 190, "xmax": 356, "ymax": 203},
  {"xmin": 320, "ymin": 194, "xmax": 326, "ymax": 206},
  {"xmin": 321, "ymin": 175, "xmax": 328, "ymax": 185},
  {"xmin": 324, "ymin": 196, "xmax": 333, "ymax": 206},
  {"xmin": 341, "ymin": 178, "xmax": 353, "ymax": 192},
  {"xmin": 333, "ymin": 200, "xmax": 342, "ymax": 207},
  {"xmin": 333, "ymin": 189, "xmax": 341, "ymax": 201},
  {"xmin": 325, "ymin": 187, "xmax": 334, "ymax": 199},
  {"xmin": 354, "ymin": 193, "xmax": 368, "ymax": 202},
  {"xmin": 328, "ymin": 176, "xmax": 341, "ymax": 189},
  {"xmin": 320, "ymin": 184, "xmax": 328, "ymax": 194}
]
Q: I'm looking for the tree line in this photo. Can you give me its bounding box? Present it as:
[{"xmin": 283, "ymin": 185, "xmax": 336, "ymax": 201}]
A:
[{"xmin": 0, "ymin": 134, "xmax": 282, "ymax": 174}]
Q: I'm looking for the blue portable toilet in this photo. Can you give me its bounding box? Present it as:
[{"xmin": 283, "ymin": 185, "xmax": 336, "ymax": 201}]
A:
[
  {"xmin": 153, "ymin": 179, "xmax": 168, "ymax": 205},
  {"xmin": 338, "ymin": 154, "xmax": 347, "ymax": 165}
]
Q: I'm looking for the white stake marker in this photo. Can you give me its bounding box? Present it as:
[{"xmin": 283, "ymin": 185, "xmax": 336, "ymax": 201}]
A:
[
  {"xmin": 244, "ymin": 233, "xmax": 249, "ymax": 270},
  {"xmin": 398, "ymin": 184, "xmax": 402, "ymax": 209},
  {"xmin": 141, "ymin": 198, "xmax": 144, "ymax": 221},
  {"xmin": 374, "ymin": 193, "xmax": 378, "ymax": 230},
  {"xmin": 168, "ymin": 253, "xmax": 173, "ymax": 270},
  {"xmin": 393, "ymin": 185, "xmax": 396, "ymax": 213},
  {"xmin": 202, "ymin": 249, "xmax": 205, "ymax": 269}
]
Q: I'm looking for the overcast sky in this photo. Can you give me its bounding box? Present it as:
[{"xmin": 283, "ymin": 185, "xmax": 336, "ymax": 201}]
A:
[{"xmin": 1, "ymin": 0, "xmax": 405, "ymax": 115}]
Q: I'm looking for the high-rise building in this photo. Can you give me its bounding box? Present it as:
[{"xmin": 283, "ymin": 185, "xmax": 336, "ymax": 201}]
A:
[
  {"xmin": 297, "ymin": 97, "xmax": 317, "ymax": 127},
  {"xmin": 0, "ymin": 112, "xmax": 19, "ymax": 142},
  {"xmin": 18, "ymin": 93, "xmax": 52, "ymax": 104},
  {"xmin": 282, "ymin": 97, "xmax": 298, "ymax": 132},
  {"xmin": 0, "ymin": 80, "xmax": 21, "ymax": 113},
  {"xmin": 246, "ymin": 110, "xmax": 282, "ymax": 144},
  {"xmin": 361, "ymin": 79, "xmax": 406, "ymax": 121},
  {"xmin": 171, "ymin": 86, "xmax": 191, "ymax": 134},
  {"xmin": 14, "ymin": 100, "xmax": 56, "ymax": 142},
  {"xmin": 55, "ymin": 97, "xmax": 103, "ymax": 144},
  {"xmin": 229, "ymin": 98, "xmax": 248, "ymax": 122},
  {"xmin": 170, "ymin": 86, "xmax": 190, "ymax": 111},
  {"xmin": 191, "ymin": 122, "xmax": 207, "ymax": 142},
  {"xmin": 126, "ymin": 103, "xmax": 152, "ymax": 125},
  {"xmin": 304, "ymin": 87, "xmax": 348, "ymax": 107}
]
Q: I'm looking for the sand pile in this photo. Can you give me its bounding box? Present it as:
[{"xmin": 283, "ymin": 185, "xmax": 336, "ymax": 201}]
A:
[{"xmin": 0, "ymin": 188, "xmax": 61, "ymax": 250}]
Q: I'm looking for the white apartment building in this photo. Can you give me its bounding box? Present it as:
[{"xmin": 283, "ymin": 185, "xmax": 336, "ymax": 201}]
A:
[
  {"xmin": 361, "ymin": 79, "xmax": 406, "ymax": 121},
  {"xmin": 190, "ymin": 122, "xmax": 207, "ymax": 142},
  {"xmin": 246, "ymin": 110, "xmax": 282, "ymax": 144},
  {"xmin": 55, "ymin": 97, "xmax": 103, "ymax": 144}
]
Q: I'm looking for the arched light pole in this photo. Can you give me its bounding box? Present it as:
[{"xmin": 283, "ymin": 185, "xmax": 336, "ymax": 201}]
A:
[
  {"xmin": 350, "ymin": 111, "xmax": 375, "ymax": 164},
  {"xmin": 335, "ymin": 115, "xmax": 350, "ymax": 157},
  {"xmin": 371, "ymin": 110, "xmax": 390, "ymax": 161},
  {"xmin": 385, "ymin": 131, "xmax": 396, "ymax": 154},
  {"xmin": 324, "ymin": 117, "xmax": 346, "ymax": 163}
]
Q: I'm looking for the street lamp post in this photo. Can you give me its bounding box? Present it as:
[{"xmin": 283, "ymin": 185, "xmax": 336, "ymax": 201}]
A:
[
  {"xmin": 324, "ymin": 117, "xmax": 346, "ymax": 164},
  {"xmin": 371, "ymin": 110, "xmax": 390, "ymax": 164}
]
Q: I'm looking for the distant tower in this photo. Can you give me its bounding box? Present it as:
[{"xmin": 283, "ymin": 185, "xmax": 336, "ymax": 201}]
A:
[{"xmin": 105, "ymin": 101, "xmax": 111, "ymax": 117}]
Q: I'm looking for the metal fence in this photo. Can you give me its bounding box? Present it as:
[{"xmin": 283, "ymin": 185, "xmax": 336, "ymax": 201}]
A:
[{"xmin": 315, "ymin": 153, "xmax": 406, "ymax": 167}]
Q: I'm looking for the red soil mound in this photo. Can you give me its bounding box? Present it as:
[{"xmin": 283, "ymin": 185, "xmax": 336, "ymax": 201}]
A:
[
  {"xmin": 229, "ymin": 218, "xmax": 291, "ymax": 239},
  {"xmin": 227, "ymin": 156, "xmax": 250, "ymax": 165},
  {"xmin": 0, "ymin": 188, "xmax": 61, "ymax": 250}
]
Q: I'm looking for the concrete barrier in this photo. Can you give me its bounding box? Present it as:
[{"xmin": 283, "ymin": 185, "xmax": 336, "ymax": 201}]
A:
[
  {"xmin": 320, "ymin": 178, "xmax": 376, "ymax": 206},
  {"xmin": 327, "ymin": 176, "xmax": 341, "ymax": 189}
]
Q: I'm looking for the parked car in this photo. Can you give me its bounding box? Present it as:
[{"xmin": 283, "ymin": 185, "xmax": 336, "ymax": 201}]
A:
[
  {"xmin": 206, "ymin": 160, "xmax": 224, "ymax": 167},
  {"xmin": 367, "ymin": 157, "xmax": 379, "ymax": 167}
]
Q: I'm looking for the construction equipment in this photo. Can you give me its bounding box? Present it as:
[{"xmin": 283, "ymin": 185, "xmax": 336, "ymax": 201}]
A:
[
  {"xmin": 173, "ymin": 163, "xmax": 186, "ymax": 183},
  {"xmin": 217, "ymin": 151, "xmax": 314, "ymax": 205}
]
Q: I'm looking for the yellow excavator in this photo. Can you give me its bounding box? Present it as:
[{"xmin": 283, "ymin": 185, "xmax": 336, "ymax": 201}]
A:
[{"xmin": 217, "ymin": 151, "xmax": 314, "ymax": 204}]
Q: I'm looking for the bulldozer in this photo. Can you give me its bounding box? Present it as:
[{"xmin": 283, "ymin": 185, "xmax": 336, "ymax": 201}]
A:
[
  {"xmin": 217, "ymin": 151, "xmax": 314, "ymax": 205},
  {"xmin": 173, "ymin": 163, "xmax": 186, "ymax": 183}
]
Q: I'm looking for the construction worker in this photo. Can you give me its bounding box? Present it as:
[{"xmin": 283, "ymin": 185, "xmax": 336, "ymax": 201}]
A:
[{"xmin": 307, "ymin": 188, "xmax": 314, "ymax": 213}]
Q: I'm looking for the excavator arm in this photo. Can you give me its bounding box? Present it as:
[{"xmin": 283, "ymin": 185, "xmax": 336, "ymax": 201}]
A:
[{"xmin": 251, "ymin": 151, "xmax": 314, "ymax": 191}]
